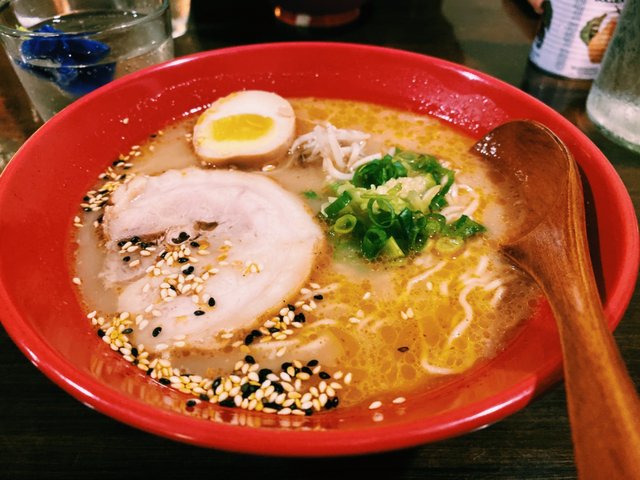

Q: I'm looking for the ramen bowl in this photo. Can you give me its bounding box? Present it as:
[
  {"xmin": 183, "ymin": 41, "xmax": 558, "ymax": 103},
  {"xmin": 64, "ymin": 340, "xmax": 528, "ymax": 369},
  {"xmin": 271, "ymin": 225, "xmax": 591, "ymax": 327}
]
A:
[{"xmin": 0, "ymin": 43, "xmax": 637, "ymax": 456}]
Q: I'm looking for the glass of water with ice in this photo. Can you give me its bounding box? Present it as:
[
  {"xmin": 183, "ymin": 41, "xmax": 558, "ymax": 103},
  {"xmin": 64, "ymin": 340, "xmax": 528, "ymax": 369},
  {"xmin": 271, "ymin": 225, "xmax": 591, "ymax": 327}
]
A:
[
  {"xmin": 0, "ymin": 0, "xmax": 174, "ymax": 121},
  {"xmin": 586, "ymin": 0, "xmax": 640, "ymax": 153}
]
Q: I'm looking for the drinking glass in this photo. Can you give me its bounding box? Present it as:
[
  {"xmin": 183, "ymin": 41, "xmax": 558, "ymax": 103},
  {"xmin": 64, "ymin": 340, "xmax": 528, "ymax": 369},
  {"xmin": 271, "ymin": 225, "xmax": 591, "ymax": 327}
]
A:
[
  {"xmin": 586, "ymin": 0, "xmax": 640, "ymax": 152},
  {"xmin": 0, "ymin": 0, "xmax": 174, "ymax": 121}
]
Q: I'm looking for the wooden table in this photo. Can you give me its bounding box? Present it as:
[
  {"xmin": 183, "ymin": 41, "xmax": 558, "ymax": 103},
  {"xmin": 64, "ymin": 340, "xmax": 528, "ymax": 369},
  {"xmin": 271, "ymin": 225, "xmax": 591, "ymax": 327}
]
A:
[{"xmin": 1, "ymin": 1, "xmax": 638, "ymax": 478}]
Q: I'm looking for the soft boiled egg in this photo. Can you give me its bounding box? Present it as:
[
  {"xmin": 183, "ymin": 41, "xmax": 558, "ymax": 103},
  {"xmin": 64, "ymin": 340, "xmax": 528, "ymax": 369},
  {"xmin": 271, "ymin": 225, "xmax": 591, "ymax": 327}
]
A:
[{"xmin": 193, "ymin": 90, "xmax": 296, "ymax": 167}]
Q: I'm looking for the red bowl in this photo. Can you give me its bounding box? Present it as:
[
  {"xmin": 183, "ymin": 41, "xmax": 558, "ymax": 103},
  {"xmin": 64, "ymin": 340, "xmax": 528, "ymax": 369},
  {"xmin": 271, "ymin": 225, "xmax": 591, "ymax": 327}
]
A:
[{"xmin": 0, "ymin": 43, "xmax": 637, "ymax": 456}]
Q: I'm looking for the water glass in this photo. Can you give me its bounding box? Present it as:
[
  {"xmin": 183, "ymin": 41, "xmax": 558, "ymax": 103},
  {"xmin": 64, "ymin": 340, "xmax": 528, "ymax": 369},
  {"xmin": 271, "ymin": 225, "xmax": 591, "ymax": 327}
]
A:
[
  {"xmin": 586, "ymin": 0, "xmax": 640, "ymax": 152},
  {"xmin": 0, "ymin": 0, "xmax": 174, "ymax": 121}
]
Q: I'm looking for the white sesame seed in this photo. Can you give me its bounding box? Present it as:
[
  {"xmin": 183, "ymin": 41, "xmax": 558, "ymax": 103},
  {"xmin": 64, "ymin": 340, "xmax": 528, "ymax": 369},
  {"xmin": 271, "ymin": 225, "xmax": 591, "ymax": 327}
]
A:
[
  {"xmin": 373, "ymin": 412, "xmax": 384, "ymax": 422},
  {"xmin": 72, "ymin": 277, "xmax": 82, "ymax": 285},
  {"xmin": 392, "ymin": 397, "xmax": 406, "ymax": 404},
  {"xmin": 362, "ymin": 291, "xmax": 371, "ymax": 300},
  {"xmin": 368, "ymin": 401, "xmax": 382, "ymax": 410},
  {"xmin": 344, "ymin": 373, "xmax": 353, "ymax": 385},
  {"xmin": 87, "ymin": 311, "xmax": 97, "ymax": 319},
  {"xmin": 276, "ymin": 346, "xmax": 287, "ymax": 357}
]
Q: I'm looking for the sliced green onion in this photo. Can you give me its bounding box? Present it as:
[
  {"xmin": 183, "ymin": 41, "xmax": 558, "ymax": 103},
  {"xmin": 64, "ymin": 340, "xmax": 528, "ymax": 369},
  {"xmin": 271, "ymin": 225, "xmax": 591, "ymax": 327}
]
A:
[
  {"xmin": 446, "ymin": 215, "xmax": 486, "ymax": 239},
  {"xmin": 303, "ymin": 190, "xmax": 318, "ymax": 199},
  {"xmin": 333, "ymin": 214, "xmax": 357, "ymax": 234},
  {"xmin": 362, "ymin": 227, "xmax": 388, "ymax": 260},
  {"xmin": 324, "ymin": 191, "xmax": 352, "ymax": 219},
  {"xmin": 435, "ymin": 236, "xmax": 464, "ymax": 254},
  {"xmin": 382, "ymin": 236, "xmax": 405, "ymax": 259},
  {"xmin": 367, "ymin": 198, "xmax": 395, "ymax": 228},
  {"xmin": 352, "ymin": 155, "xmax": 407, "ymax": 188},
  {"xmin": 425, "ymin": 213, "xmax": 446, "ymax": 237}
]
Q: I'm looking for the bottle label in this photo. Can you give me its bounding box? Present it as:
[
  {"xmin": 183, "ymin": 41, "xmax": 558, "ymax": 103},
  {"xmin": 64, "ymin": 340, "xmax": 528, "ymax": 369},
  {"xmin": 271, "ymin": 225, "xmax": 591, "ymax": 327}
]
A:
[{"xmin": 529, "ymin": 0, "xmax": 624, "ymax": 79}]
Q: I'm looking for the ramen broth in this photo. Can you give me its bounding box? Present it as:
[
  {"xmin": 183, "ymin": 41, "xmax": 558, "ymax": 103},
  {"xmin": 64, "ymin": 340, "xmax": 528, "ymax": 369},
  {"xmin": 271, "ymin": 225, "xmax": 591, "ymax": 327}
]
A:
[{"xmin": 74, "ymin": 98, "xmax": 540, "ymax": 409}]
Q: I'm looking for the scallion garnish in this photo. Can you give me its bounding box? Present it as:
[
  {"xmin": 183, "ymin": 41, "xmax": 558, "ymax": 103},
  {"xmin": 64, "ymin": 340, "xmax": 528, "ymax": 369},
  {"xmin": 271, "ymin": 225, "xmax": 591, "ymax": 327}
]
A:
[{"xmin": 320, "ymin": 149, "xmax": 486, "ymax": 261}]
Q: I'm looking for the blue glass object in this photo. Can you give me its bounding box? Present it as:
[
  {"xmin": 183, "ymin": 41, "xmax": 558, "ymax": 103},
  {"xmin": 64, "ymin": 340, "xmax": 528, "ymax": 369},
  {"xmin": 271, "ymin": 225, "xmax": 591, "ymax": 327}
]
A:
[{"xmin": 18, "ymin": 25, "xmax": 115, "ymax": 95}]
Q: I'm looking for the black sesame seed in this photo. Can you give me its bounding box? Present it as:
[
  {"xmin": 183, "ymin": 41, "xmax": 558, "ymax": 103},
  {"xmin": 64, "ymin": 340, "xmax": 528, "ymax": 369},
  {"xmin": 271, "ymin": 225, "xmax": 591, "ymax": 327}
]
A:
[
  {"xmin": 272, "ymin": 382, "xmax": 284, "ymax": 394},
  {"xmin": 301, "ymin": 366, "xmax": 313, "ymax": 375},
  {"xmin": 177, "ymin": 257, "xmax": 188, "ymax": 263},
  {"xmin": 122, "ymin": 256, "xmax": 130, "ymax": 262},
  {"xmin": 150, "ymin": 133, "xmax": 157, "ymax": 138},
  {"xmin": 294, "ymin": 313, "xmax": 306, "ymax": 323},
  {"xmin": 281, "ymin": 362, "xmax": 292, "ymax": 371},
  {"xmin": 219, "ymin": 398, "xmax": 236, "ymax": 408},
  {"xmin": 158, "ymin": 378, "xmax": 171, "ymax": 385},
  {"xmin": 199, "ymin": 393, "xmax": 209, "ymax": 401},
  {"xmin": 287, "ymin": 304, "xmax": 295, "ymax": 311},
  {"xmin": 182, "ymin": 266, "xmax": 195, "ymax": 275},
  {"xmin": 131, "ymin": 347, "xmax": 139, "ymax": 357},
  {"xmin": 212, "ymin": 377, "xmax": 222, "ymax": 390},
  {"xmin": 97, "ymin": 214, "xmax": 104, "ymax": 224},
  {"xmin": 139, "ymin": 242, "xmax": 149, "ymax": 249},
  {"xmin": 208, "ymin": 297, "xmax": 216, "ymax": 307},
  {"xmin": 146, "ymin": 368, "xmax": 154, "ymax": 376},
  {"xmin": 319, "ymin": 371, "xmax": 331, "ymax": 380},
  {"xmin": 328, "ymin": 397, "xmax": 339, "ymax": 408},
  {"xmin": 306, "ymin": 359, "xmax": 319, "ymax": 367},
  {"xmin": 169, "ymin": 285, "xmax": 176, "ymax": 291},
  {"xmin": 240, "ymin": 383, "xmax": 259, "ymax": 398},
  {"xmin": 186, "ymin": 400, "xmax": 197, "ymax": 408},
  {"xmin": 112, "ymin": 160, "xmax": 120, "ymax": 166},
  {"xmin": 190, "ymin": 241, "xmax": 200, "ymax": 247},
  {"xmin": 305, "ymin": 408, "xmax": 314, "ymax": 416},
  {"xmin": 130, "ymin": 236, "xmax": 140, "ymax": 244},
  {"xmin": 245, "ymin": 355, "xmax": 256, "ymax": 364},
  {"xmin": 122, "ymin": 328, "xmax": 133, "ymax": 334},
  {"xmin": 314, "ymin": 294, "xmax": 324, "ymax": 300},
  {"xmin": 132, "ymin": 359, "xmax": 139, "ymax": 366},
  {"xmin": 251, "ymin": 329, "xmax": 263, "ymax": 338},
  {"xmin": 97, "ymin": 329, "xmax": 105, "ymax": 338},
  {"xmin": 258, "ymin": 368, "xmax": 273, "ymax": 382},
  {"xmin": 397, "ymin": 346, "xmax": 410, "ymax": 353},
  {"xmin": 262, "ymin": 402, "xmax": 283, "ymax": 411},
  {"xmin": 244, "ymin": 334, "xmax": 254, "ymax": 345},
  {"xmin": 159, "ymin": 251, "xmax": 167, "ymax": 259},
  {"xmin": 268, "ymin": 327, "xmax": 279, "ymax": 334},
  {"xmin": 194, "ymin": 310, "xmax": 205, "ymax": 316},
  {"xmin": 83, "ymin": 196, "xmax": 90, "ymax": 201},
  {"xmin": 152, "ymin": 327, "xmax": 162, "ymax": 337},
  {"xmin": 83, "ymin": 207, "xmax": 92, "ymax": 212}
]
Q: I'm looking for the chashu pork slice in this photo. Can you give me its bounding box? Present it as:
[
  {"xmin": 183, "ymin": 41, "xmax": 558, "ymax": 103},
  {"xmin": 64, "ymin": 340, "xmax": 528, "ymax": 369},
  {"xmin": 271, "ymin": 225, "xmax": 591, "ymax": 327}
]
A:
[{"xmin": 101, "ymin": 167, "xmax": 324, "ymax": 354}]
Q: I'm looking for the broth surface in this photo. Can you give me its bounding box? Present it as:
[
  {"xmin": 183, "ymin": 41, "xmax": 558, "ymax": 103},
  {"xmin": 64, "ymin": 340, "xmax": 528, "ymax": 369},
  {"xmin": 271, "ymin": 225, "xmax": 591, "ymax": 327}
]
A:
[{"xmin": 74, "ymin": 98, "xmax": 540, "ymax": 409}]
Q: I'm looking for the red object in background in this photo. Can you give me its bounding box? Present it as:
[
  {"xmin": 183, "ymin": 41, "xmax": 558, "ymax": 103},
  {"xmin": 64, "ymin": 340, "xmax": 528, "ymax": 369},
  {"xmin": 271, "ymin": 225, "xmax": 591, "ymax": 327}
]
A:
[
  {"xmin": 271, "ymin": 0, "xmax": 368, "ymax": 27},
  {"xmin": 0, "ymin": 43, "xmax": 637, "ymax": 456}
]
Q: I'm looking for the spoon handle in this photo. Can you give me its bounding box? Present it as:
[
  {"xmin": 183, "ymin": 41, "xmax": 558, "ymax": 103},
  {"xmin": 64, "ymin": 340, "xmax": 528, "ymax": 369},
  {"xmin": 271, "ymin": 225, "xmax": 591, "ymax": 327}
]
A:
[{"xmin": 507, "ymin": 177, "xmax": 640, "ymax": 479}]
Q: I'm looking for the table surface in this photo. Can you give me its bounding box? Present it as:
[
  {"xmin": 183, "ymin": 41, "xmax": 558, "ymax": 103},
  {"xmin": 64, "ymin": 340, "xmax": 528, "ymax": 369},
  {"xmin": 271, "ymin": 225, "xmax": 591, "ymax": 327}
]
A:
[{"xmin": 1, "ymin": 1, "xmax": 638, "ymax": 478}]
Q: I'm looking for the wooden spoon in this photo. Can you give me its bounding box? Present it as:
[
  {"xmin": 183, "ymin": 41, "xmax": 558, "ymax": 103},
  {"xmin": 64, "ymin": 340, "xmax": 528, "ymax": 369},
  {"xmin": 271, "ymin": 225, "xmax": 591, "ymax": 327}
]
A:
[{"xmin": 472, "ymin": 120, "xmax": 640, "ymax": 479}]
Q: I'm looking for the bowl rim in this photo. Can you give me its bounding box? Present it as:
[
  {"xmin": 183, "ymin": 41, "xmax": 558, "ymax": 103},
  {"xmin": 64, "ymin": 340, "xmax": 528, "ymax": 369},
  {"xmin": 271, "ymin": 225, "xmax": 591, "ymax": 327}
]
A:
[{"xmin": 1, "ymin": 41, "xmax": 638, "ymax": 456}]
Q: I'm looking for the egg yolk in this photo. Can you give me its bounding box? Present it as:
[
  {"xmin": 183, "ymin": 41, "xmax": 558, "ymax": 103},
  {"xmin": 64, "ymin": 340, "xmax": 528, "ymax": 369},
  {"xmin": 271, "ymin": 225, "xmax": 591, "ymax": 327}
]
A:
[{"xmin": 211, "ymin": 114, "xmax": 274, "ymax": 141}]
